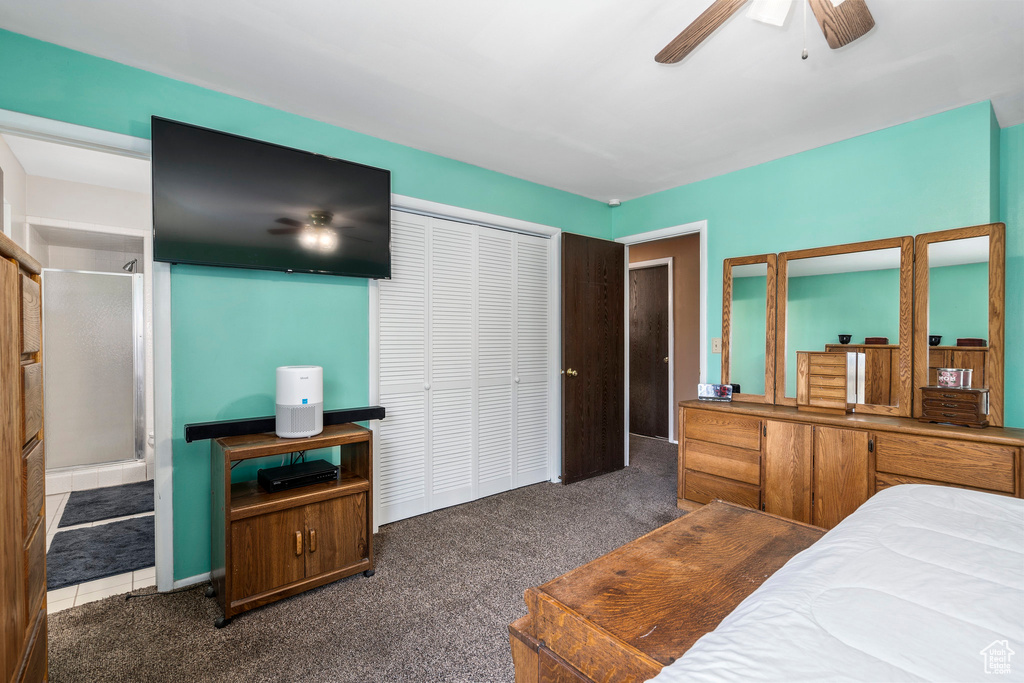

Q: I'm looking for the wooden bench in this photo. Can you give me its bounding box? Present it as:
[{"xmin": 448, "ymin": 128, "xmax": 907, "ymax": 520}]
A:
[{"xmin": 509, "ymin": 501, "xmax": 825, "ymax": 682}]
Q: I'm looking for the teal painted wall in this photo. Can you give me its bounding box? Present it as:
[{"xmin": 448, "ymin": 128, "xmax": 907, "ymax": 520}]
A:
[
  {"xmin": 0, "ymin": 29, "xmax": 611, "ymax": 580},
  {"xmin": 612, "ymin": 102, "xmax": 1021, "ymax": 425},
  {"xmin": 927, "ymin": 263, "xmax": 990, "ymax": 342},
  {"xmin": 1000, "ymin": 124, "xmax": 1024, "ymax": 428},
  {"xmin": 783, "ymin": 269, "xmax": 901, "ymax": 396},
  {"xmin": 730, "ymin": 276, "xmax": 767, "ymax": 396}
]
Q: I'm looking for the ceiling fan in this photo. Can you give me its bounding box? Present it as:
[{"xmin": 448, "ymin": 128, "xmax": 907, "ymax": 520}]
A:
[
  {"xmin": 655, "ymin": 0, "xmax": 875, "ymax": 64},
  {"xmin": 270, "ymin": 210, "xmax": 371, "ymax": 251}
]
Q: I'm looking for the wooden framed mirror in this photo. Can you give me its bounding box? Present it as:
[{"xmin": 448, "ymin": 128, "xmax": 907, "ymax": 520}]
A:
[
  {"xmin": 722, "ymin": 255, "xmax": 777, "ymax": 403},
  {"xmin": 775, "ymin": 236, "xmax": 914, "ymax": 416},
  {"xmin": 913, "ymin": 222, "xmax": 1005, "ymax": 426}
]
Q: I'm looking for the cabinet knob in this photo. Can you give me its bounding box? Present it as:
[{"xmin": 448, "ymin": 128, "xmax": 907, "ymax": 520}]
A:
[
  {"xmin": 424, "ymin": 383, "xmax": 431, "ymax": 391},
  {"xmin": 515, "ymin": 376, "xmax": 520, "ymax": 383},
  {"xmin": 295, "ymin": 531, "xmax": 303, "ymax": 556},
  {"xmin": 309, "ymin": 529, "xmax": 317, "ymax": 553}
]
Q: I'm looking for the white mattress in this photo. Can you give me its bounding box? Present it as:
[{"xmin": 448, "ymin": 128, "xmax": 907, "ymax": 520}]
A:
[{"xmin": 651, "ymin": 485, "xmax": 1024, "ymax": 682}]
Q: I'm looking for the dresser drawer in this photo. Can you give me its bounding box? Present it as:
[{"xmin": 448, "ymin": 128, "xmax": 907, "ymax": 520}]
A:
[
  {"xmin": 683, "ymin": 470, "xmax": 760, "ymax": 509},
  {"xmin": 874, "ymin": 433, "xmax": 1016, "ymax": 493},
  {"xmin": 21, "ymin": 273, "xmax": 41, "ymax": 355},
  {"xmin": 22, "ymin": 441, "xmax": 45, "ymax": 539},
  {"xmin": 25, "ymin": 520, "xmax": 45, "ymax": 621},
  {"xmin": 683, "ymin": 409, "xmax": 761, "ymax": 451},
  {"xmin": 22, "ymin": 362, "xmax": 43, "ymax": 445},
  {"xmin": 875, "ymin": 472, "xmax": 1012, "ymax": 496},
  {"xmin": 684, "ymin": 439, "xmax": 760, "ymax": 485}
]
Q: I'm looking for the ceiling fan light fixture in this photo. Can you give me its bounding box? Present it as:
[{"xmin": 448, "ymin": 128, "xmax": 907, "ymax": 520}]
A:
[{"xmin": 747, "ymin": 0, "xmax": 793, "ymax": 27}]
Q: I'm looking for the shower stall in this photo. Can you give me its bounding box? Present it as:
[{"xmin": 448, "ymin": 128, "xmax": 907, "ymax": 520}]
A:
[{"xmin": 42, "ymin": 269, "xmax": 145, "ymax": 469}]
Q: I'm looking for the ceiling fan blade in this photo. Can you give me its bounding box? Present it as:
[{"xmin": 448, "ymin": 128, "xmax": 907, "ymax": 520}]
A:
[
  {"xmin": 268, "ymin": 227, "xmax": 300, "ymax": 235},
  {"xmin": 655, "ymin": 0, "xmax": 751, "ymax": 64},
  {"xmin": 807, "ymin": 0, "xmax": 875, "ymax": 49},
  {"xmin": 275, "ymin": 217, "xmax": 304, "ymax": 228}
]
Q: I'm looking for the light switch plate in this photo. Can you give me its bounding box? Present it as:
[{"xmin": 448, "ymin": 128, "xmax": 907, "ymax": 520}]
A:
[{"xmin": 712, "ymin": 337, "xmax": 722, "ymax": 353}]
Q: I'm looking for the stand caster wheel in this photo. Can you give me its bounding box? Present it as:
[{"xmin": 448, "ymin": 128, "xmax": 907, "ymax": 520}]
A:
[
  {"xmin": 363, "ymin": 569, "xmax": 375, "ymax": 578},
  {"xmin": 214, "ymin": 617, "xmax": 231, "ymax": 629},
  {"xmin": 205, "ymin": 585, "xmax": 216, "ymax": 598}
]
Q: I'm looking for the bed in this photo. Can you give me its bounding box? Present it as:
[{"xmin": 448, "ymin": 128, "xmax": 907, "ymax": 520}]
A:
[
  {"xmin": 510, "ymin": 485, "xmax": 1024, "ymax": 682},
  {"xmin": 653, "ymin": 484, "xmax": 1024, "ymax": 682}
]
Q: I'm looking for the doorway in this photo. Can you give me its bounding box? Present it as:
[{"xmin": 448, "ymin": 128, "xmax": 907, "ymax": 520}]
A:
[
  {"xmin": 0, "ymin": 127, "xmax": 157, "ymax": 609},
  {"xmin": 623, "ymin": 228, "xmax": 704, "ymax": 445},
  {"xmin": 629, "ymin": 261, "xmax": 672, "ymax": 438}
]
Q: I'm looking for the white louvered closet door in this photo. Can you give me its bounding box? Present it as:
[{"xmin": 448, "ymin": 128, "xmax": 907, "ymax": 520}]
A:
[
  {"xmin": 428, "ymin": 218, "xmax": 476, "ymax": 510},
  {"xmin": 377, "ymin": 211, "xmax": 553, "ymax": 525},
  {"xmin": 378, "ymin": 212, "xmax": 430, "ymax": 523},
  {"xmin": 476, "ymin": 229, "xmax": 515, "ymax": 498},
  {"xmin": 514, "ymin": 233, "xmax": 551, "ymax": 486}
]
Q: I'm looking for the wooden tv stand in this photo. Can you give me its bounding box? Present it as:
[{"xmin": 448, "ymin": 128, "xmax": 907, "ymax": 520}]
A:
[{"xmin": 208, "ymin": 423, "xmax": 374, "ymax": 627}]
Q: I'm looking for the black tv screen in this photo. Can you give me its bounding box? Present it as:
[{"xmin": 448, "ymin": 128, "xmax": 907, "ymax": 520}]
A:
[{"xmin": 152, "ymin": 117, "xmax": 391, "ymax": 278}]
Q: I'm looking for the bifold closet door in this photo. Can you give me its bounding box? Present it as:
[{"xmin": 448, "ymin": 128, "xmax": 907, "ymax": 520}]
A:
[
  {"xmin": 377, "ymin": 212, "xmax": 553, "ymax": 525},
  {"xmin": 378, "ymin": 213, "xmax": 430, "ymax": 523}
]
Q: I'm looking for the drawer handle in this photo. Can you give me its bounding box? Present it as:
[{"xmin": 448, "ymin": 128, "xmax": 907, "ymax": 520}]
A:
[
  {"xmin": 942, "ymin": 413, "xmax": 957, "ymax": 418},
  {"xmin": 941, "ymin": 394, "xmax": 958, "ymax": 399},
  {"xmin": 942, "ymin": 403, "xmax": 959, "ymax": 408},
  {"xmin": 295, "ymin": 531, "xmax": 303, "ymax": 556},
  {"xmin": 309, "ymin": 529, "xmax": 317, "ymax": 553}
]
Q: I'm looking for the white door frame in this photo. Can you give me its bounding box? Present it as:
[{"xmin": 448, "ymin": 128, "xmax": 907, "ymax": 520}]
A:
[
  {"xmin": 0, "ymin": 108, "xmax": 174, "ymax": 589},
  {"xmin": 371, "ymin": 196, "xmax": 562, "ymax": 532},
  {"xmin": 627, "ymin": 258, "xmax": 675, "ymax": 443},
  {"xmin": 616, "ymin": 220, "xmax": 707, "ymax": 459}
]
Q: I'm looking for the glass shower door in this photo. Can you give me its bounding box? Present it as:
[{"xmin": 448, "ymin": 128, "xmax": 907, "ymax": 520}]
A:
[{"xmin": 43, "ymin": 269, "xmax": 143, "ymax": 468}]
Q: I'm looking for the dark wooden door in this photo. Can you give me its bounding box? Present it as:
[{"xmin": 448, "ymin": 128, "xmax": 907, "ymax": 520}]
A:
[
  {"xmin": 628, "ymin": 266, "xmax": 669, "ymax": 437},
  {"xmin": 562, "ymin": 233, "xmax": 624, "ymax": 484}
]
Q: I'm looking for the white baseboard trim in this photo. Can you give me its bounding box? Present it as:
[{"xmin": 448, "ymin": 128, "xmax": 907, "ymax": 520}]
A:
[{"xmin": 171, "ymin": 572, "xmax": 211, "ymax": 590}]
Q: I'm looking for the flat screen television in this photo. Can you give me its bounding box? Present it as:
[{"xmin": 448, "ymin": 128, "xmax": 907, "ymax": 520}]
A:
[{"xmin": 152, "ymin": 117, "xmax": 391, "ymax": 278}]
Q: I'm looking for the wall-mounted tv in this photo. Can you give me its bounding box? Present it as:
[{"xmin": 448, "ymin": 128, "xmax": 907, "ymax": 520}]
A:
[{"xmin": 152, "ymin": 117, "xmax": 391, "ymax": 279}]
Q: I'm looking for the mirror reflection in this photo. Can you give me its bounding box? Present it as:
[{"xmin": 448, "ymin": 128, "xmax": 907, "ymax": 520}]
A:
[
  {"xmin": 729, "ymin": 262, "xmax": 768, "ymax": 396},
  {"xmin": 785, "ymin": 248, "xmax": 902, "ymax": 403},
  {"xmin": 926, "ymin": 236, "xmax": 989, "ymax": 388}
]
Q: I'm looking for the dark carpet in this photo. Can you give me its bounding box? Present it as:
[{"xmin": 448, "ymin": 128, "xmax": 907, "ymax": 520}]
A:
[
  {"xmin": 47, "ymin": 517, "xmax": 156, "ymax": 591},
  {"xmin": 59, "ymin": 480, "xmax": 155, "ymax": 527},
  {"xmin": 48, "ymin": 435, "xmax": 682, "ymax": 683}
]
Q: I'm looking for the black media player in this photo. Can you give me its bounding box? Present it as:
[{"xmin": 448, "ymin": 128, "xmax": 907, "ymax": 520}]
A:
[{"xmin": 257, "ymin": 459, "xmax": 339, "ymax": 493}]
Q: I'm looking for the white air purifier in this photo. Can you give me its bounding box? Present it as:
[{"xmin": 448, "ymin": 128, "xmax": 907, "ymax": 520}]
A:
[{"xmin": 275, "ymin": 366, "xmax": 324, "ymax": 438}]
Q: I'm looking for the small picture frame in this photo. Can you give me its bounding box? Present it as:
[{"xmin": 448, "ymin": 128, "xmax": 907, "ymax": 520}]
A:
[{"xmin": 697, "ymin": 383, "xmax": 733, "ymax": 402}]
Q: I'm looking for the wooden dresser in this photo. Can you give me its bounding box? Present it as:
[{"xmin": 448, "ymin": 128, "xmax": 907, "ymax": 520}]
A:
[
  {"xmin": 1, "ymin": 232, "xmax": 47, "ymax": 682},
  {"xmin": 678, "ymin": 399, "xmax": 1024, "ymax": 528}
]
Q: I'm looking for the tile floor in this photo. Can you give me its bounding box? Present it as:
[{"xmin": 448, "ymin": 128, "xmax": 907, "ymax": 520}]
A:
[{"xmin": 45, "ymin": 492, "xmax": 156, "ymax": 614}]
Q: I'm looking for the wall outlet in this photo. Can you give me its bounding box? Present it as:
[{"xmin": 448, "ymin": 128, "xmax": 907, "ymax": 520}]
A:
[{"xmin": 712, "ymin": 337, "xmax": 722, "ymax": 353}]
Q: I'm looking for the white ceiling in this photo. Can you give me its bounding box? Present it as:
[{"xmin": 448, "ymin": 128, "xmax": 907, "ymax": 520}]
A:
[
  {"xmin": 2, "ymin": 134, "xmax": 151, "ymax": 194},
  {"xmin": 0, "ymin": 0, "xmax": 1021, "ymax": 201}
]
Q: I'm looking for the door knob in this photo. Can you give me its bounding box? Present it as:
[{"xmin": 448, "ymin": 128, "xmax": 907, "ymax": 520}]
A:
[
  {"xmin": 515, "ymin": 376, "xmax": 520, "ymax": 383},
  {"xmin": 663, "ymin": 357, "xmax": 669, "ymax": 363},
  {"xmin": 566, "ymin": 368, "xmax": 578, "ymax": 377}
]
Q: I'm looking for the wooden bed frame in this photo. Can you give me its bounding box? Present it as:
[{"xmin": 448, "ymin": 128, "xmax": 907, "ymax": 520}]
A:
[{"xmin": 509, "ymin": 501, "xmax": 825, "ymax": 682}]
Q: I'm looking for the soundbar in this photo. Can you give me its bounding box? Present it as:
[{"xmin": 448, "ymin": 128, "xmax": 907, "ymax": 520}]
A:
[{"xmin": 184, "ymin": 406, "xmax": 385, "ymax": 443}]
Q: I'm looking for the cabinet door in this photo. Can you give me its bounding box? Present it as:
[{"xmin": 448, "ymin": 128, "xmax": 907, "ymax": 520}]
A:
[
  {"xmin": 230, "ymin": 507, "xmax": 306, "ymax": 602},
  {"xmin": 305, "ymin": 493, "xmax": 368, "ymax": 578},
  {"xmin": 763, "ymin": 421, "xmax": 812, "ymax": 523},
  {"xmin": 813, "ymin": 427, "xmax": 869, "ymax": 529}
]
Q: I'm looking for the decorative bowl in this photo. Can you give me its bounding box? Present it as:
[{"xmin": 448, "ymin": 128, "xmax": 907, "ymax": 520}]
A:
[
  {"xmin": 838, "ymin": 334, "xmax": 852, "ymax": 344},
  {"xmin": 928, "ymin": 335, "xmax": 942, "ymax": 347}
]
